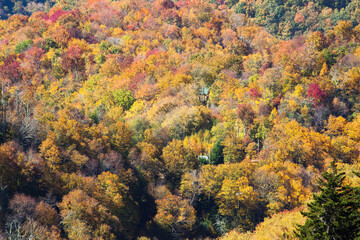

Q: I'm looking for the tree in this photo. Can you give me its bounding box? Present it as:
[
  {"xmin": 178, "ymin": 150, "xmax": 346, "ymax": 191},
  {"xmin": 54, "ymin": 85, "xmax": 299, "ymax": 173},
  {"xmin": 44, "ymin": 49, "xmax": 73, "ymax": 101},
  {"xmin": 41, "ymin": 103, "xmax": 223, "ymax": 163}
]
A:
[
  {"xmin": 210, "ymin": 140, "xmax": 224, "ymax": 165},
  {"xmin": 113, "ymin": 89, "xmax": 135, "ymax": 111},
  {"xmin": 97, "ymin": 171, "xmax": 140, "ymax": 238},
  {"xmin": 59, "ymin": 189, "xmax": 117, "ymax": 240},
  {"xmin": 334, "ymin": 20, "xmax": 353, "ymax": 41},
  {"xmin": 39, "ymin": 132, "xmax": 61, "ymax": 171},
  {"xmin": 0, "ymin": 55, "xmax": 22, "ymax": 83},
  {"xmin": 268, "ymin": 120, "xmax": 329, "ymax": 168},
  {"xmin": 154, "ymin": 194, "xmax": 196, "ymax": 237},
  {"xmin": 129, "ymin": 142, "xmax": 164, "ymax": 182},
  {"xmin": 220, "ymin": 209, "xmax": 306, "ymax": 240},
  {"xmin": 108, "ymin": 121, "xmax": 133, "ymax": 156},
  {"xmin": 307, "ymin": 83, "xmax": 326, "ymax": 105},
  {"xmin": 222, "ymin": 133, "xmax": 246, "ymax": 163},
  {"xmin": 62, "ymin": 46, "xmax": 86, "ymax": 79},
  {"xmin": 49, "ymin": 25, "xmax": 70, "ymax": 48},
  {"xmin": 295, "ymin": 162, "xmax": 360, "ymax": 239},
  {"xmin": 162, "ymin": 139, "xmax": 198, "ymax": 181},
  {"xmin": 7, "ymin": 194, "xmax": 37, "ymax": 225},
  {"xmin": 216, "ymin": 177, "xmax": 259, "ymax": 230},
  {"xmin": 34, "ymin": 201, "xmax": 60, "ymax": 227}
]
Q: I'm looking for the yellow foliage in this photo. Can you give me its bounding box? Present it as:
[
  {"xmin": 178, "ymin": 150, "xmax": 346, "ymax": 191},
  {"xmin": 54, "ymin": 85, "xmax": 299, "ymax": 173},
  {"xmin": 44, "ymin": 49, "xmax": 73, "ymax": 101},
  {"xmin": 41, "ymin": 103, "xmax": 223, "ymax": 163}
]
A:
[
  {"xmin": 67, "ymin": 38, "xmax": 92, "ymax": 53},
  {"xmin": 293, "ymin": 84, "xmax": 305, "ymax": 97},
  {"xmin": 270, "ymin": 120, "xmax": 330, "ymax": 168},
  {"xmin": 98, "ymin": 171, "xmax": 127, "ymax": 208},
  {"xmin": 126, "ymin": 100, "xmax": 147, "ymax": 119},
  {"xmin": 154, "ymin": 194, "xmax": 196, "ymax": 232},
  {"xmin": 334, "ymin": 20, "xmax": 353, "ymax": 41},
  {"xmin": 254, "ymin": 161, "xmax": 311, "ymax": 214},
  {"xmin": 221, "ymin": 209, "xmax": 305, "ymax": 240},
  {"xmin": 216, "ymin": 177, "xmax": 259, "ymax": 216},
  {"xmin": 345, "ymin": 114, "xmax": 360, "ymax": 142},
  {"xmin": 39, "ymin": 132, "xmax": 61, "ymax": 171},
  {"xmin": 320, "ymin": 62, "xmax": 329, "ymax": 76}
]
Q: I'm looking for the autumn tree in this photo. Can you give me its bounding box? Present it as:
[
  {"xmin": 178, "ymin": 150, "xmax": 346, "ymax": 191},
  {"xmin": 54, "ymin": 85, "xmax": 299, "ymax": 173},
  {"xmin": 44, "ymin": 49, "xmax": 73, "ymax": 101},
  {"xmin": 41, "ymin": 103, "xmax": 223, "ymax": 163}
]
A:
[
  {"xmin": 154, "ymin": 194, "xmax": 196, "ymax": 237},
  {"xmin": 97, "ymin": 171, "xmax": 140, "ymax": 237},
  {"xmin": 0, "ymin": 55, "xmax": 22, "ymax": 83},
  {"xmin": 129, "ymin": 141, "xmax": 164, "ymax": 182},
  {"xmin": 62, "ymin": 45, "xmax": 86, "ymax": 80},
  {"xmin": 108, "ymin": 120, "xmax": 133, "ymax": 156},
  {"xmin": 266, "ymin": 120, "xmax": 330, "ymax": 168},
  {"xmin": 59, "ymin": 189, "xmax": 117, "ymax": 240},
  {"xmin": 162, "ymin": 139, "xmax": 198, "ymax": 184},
  {"xmin": 39, "ymin": 132, "xmax": 61, "ymax": 171},
  {"xmin": 216, "ymin": 177, "xmax": 259, "ymax": 231}
]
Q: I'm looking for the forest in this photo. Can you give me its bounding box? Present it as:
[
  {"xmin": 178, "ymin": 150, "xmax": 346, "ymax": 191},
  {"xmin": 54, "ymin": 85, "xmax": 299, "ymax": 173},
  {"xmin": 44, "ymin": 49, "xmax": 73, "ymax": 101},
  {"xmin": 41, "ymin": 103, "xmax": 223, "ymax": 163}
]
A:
[{"xmin": 0, "ymin": 0, "xmax": 360, "ymax": 239}]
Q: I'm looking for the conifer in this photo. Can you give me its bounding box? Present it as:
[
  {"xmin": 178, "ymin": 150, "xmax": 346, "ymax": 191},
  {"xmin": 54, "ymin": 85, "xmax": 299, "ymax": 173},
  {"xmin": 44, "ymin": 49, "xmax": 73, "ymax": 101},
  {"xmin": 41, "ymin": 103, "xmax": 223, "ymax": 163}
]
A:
[{"xmin": 296, "ymin": 161, "xmax": 360, "ymax": 239}]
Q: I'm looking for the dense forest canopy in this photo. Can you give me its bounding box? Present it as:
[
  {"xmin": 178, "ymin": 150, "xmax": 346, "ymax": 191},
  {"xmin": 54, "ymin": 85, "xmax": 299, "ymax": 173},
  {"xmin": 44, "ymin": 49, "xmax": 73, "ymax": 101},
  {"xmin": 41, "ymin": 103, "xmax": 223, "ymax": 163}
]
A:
[
  {"xmin": 3, "ymin": 0, "xmax": 360, "ymax": 39},
  {"xmin": 0, "ymin": 0, "xmax": 360, "ymax": 239},
  {"xmin": 0, "ymin": 0, "xmax": 55, "ymax": 19}
]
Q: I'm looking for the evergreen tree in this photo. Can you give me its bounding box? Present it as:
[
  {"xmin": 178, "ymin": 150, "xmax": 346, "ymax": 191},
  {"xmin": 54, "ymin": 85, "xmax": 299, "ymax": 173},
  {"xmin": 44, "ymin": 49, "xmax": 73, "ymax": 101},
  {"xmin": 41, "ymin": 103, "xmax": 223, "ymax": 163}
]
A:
[
  {"xmin": 295, "ymin": 161, "xmax": 360, "ymax": 240},
  {"xmin": 210, "ymin": 140, "xmax": 224, "ymax": 165}
]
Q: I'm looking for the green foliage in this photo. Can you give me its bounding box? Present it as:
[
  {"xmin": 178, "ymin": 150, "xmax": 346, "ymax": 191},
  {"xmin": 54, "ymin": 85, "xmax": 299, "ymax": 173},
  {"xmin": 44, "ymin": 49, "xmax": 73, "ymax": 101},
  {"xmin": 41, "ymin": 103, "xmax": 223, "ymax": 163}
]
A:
[
  {"xmin": 40, "ymin": 38, "xmax": 58, "ymax": 52},
  {"xmin": 100, "ymin": 41, "xmax": 112, "ymax": 52},
  {"xmin": 15, "ymin": 39, "xmax": 32, "ymax": 53},
  {"xmin": 322, "ymin": 49, "xmax": 338, "ymax": 66},
  {"xmin": 212, "ymin": 0, "xmax": 356, "ymax": 38},
  {"xmin": 113, "ymin": 89, "xmax": 135, "ymax": 111},
  {"xmin": 314, "ymin": 0, "xmax": 351, "ymax": 9},
  {"xmin": 296, "ymin": 162, "xmax": 360, "ymax": 239},
  {"xmin": 210, "ymin": 140, "xmax": 224, "ymax": 165}
]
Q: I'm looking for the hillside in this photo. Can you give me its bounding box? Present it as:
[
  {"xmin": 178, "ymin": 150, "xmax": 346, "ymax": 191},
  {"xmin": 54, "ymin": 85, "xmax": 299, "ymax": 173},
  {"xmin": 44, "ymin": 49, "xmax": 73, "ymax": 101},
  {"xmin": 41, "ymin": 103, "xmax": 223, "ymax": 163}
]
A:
[{"xmin": 0, "ymin": 0, "xmax": 360, "ymax": 239}]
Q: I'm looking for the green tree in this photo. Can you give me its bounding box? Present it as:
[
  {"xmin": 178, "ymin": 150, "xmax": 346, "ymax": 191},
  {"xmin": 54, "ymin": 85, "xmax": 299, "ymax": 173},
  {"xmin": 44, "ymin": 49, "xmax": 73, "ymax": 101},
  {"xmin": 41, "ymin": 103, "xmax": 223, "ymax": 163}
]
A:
[
  {"xmin": 113, "ymin": 89, "xmax": 135, "ymax": 111},
  {"xmin": 210, "ymin": 140, "xmax": 224, "ymax": 165},
  {"xmin": 295, "ymin": 161, "xmax": 360, "ymax": 239},
  {"xmin": 15, "ymin": 40, "xmax": 32, "ymax": 53}
]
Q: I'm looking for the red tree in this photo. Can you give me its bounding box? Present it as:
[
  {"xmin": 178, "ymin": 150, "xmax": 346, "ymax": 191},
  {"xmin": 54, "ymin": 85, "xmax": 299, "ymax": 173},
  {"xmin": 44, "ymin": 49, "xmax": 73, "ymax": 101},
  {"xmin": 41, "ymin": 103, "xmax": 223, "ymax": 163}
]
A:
[
  {"xmin": 0, "ymin": 55, "xmax": 22, "ymax": 82},
  {"xmin": 307, "ymin": 83, "xmax": 326, "ymax": 104},
  {"xmin": 62, "ymin": 46, "xmax": 85, "ymax": 73}
]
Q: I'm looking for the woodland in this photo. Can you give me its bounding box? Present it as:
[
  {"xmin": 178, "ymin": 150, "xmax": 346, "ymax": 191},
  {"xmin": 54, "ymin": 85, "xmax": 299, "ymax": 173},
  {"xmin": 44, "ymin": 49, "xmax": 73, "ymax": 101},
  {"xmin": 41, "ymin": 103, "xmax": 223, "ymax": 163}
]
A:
[{"xmin": 1, "ymin": 0, "xmax": 360, "ymax": 239}]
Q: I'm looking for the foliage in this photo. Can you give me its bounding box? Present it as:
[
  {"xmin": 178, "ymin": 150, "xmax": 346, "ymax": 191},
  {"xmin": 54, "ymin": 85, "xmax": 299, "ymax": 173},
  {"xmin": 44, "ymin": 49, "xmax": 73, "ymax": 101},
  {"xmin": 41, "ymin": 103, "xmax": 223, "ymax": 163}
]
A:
[
  {"xmin": 0, "ymin": 0, "xmax": 360, "ymax": 238},
  {"xmin": 221, "ymin": 209, "xmax": 305, "ymax": 240},
  {"xmin": 15, "ymin": 40, "xmax": 33, "ymax": 54},
  {"xmin": 295, "ymin": 162, "xmax": 360, "ymax": 239}
]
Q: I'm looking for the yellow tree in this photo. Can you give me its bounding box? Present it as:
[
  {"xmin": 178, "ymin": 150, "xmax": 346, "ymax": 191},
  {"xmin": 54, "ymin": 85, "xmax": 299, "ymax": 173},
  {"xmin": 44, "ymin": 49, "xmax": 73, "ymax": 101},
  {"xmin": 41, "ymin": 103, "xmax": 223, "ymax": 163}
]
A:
[
  {"xmin": 325, "ymin": 115, "xmax": 347, "ymax": 137},
  {"xmin": 108, "ymin": 120, "xmax": 132, "ymax": 156},
  {"xmin": 97, "ymin": 171, "xmax": 140, "ymax": 236},
  {"xmin": 216, "ymin": 177, "xmax": 259, "ymax": 230},
  {"xmin": 59, "ymin": 189, "xmax": 117, "ymax": 240},
  {"xmin": 254, "ymin": 161, "xmax": 311, "ymax": 214},
  {"xmin": 222, "ymin": 131, "xmax": 246, "ymax": 163},
  {"xmin": 334, "ymin": 20, "xmax": 354, "ymax": 41},
  {"xmin": 39, "ymin": 132, "xmax": 61, "ymax": 171},
  {"xmin": 154, "ymin": 194, "xmax": 196, "ymax": 236},
  {"xmin": 268, "ymin": 120, "xmax": 330, "ymax": 168},
  {"xmin": 129, "ymin": 141, "xmax": 164, "ymax": 181},
  {"xmin": 162, "ymin": 139, "xmax": 198, "ymax": 182},
  {"xmin": 220, "ymin": 209, "xmax": 305, "ymax": 240}
]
